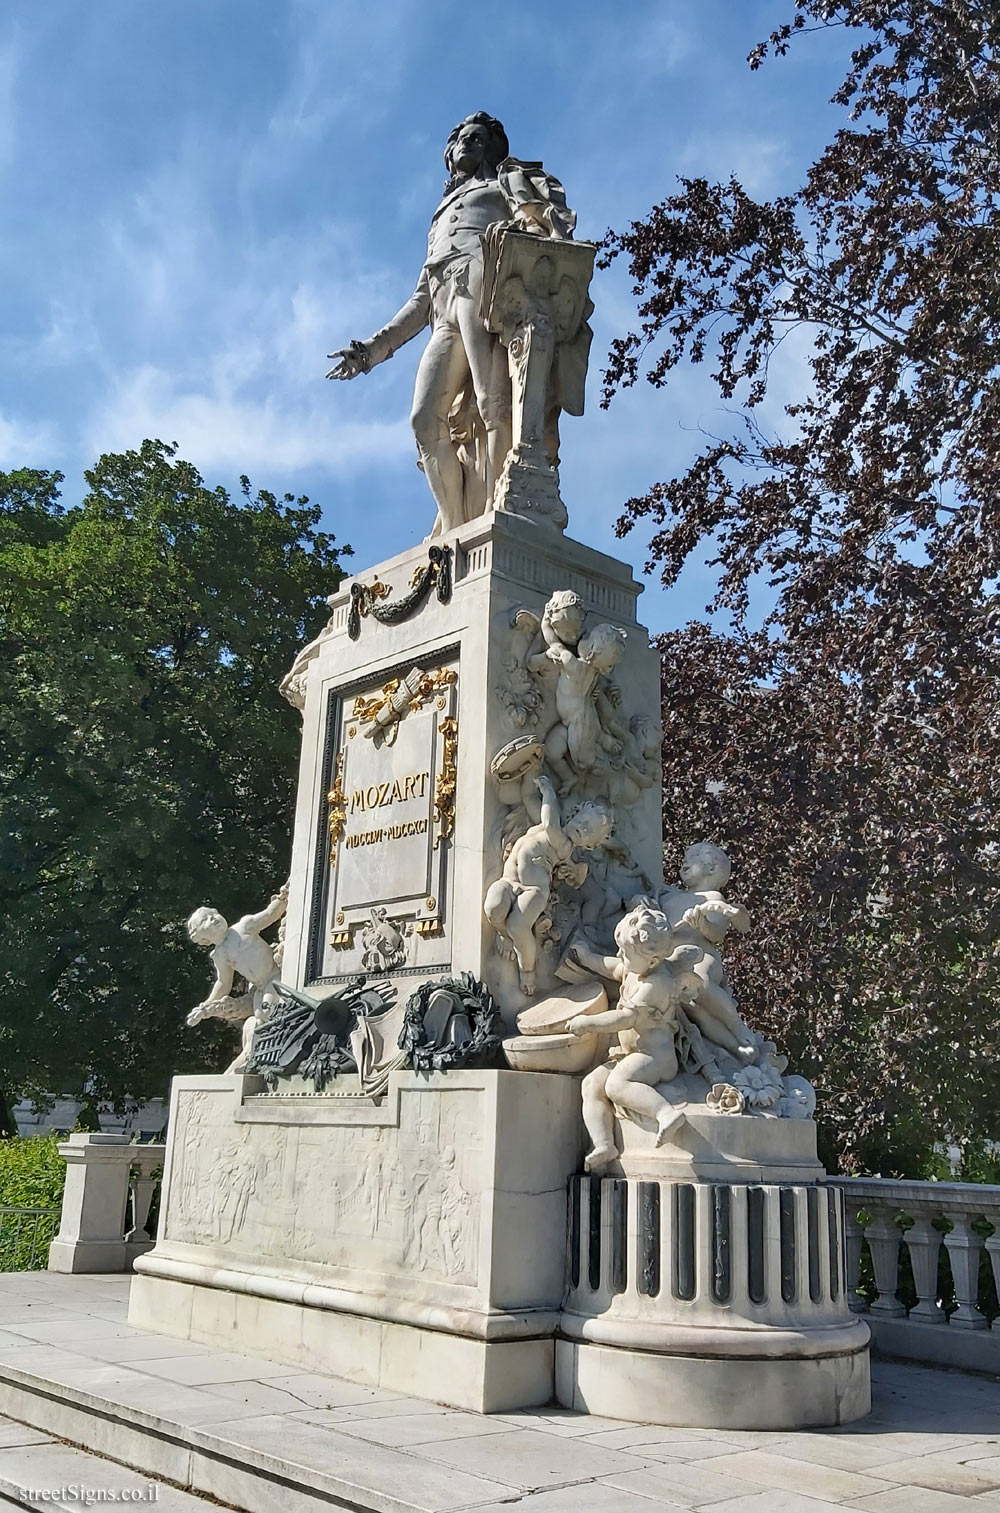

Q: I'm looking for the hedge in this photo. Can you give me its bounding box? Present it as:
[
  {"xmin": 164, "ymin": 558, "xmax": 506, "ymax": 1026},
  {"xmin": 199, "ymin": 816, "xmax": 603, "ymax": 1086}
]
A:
[{"xmin": 0, "ymin": 1135, "xmax": 65, "ymax": 1270}]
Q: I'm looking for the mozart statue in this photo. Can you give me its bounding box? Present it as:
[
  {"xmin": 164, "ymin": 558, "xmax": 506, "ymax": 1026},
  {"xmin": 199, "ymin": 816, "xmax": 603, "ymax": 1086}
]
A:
[{"xmin": 327, "ymin": 112, "xmax": 594, "ymax": 535}]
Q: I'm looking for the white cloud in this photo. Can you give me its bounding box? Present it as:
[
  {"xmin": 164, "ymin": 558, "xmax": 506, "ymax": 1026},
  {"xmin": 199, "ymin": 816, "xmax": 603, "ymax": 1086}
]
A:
[
  {"xmin": 0, "ymin": 410, "xmax": 58, "ymax": 467},
  {"xmin": 265, "ymin": 0, "xmax": 415, "ymax": 145},
  {"xmin": 32, "ymin": 298, "xmax": 104, "ymax": 369},
  {"xmin": 754, "ymin": 319, "xmax": 816, "ymax": 430},
  {"xmin": 87, "ymin": 362, "xmax": 413, "ymax": 476},
  {"xmin": 77, "ymin": 123, "xmax": 420, "ymax": 480},
  {"xmin": 606, "ymin": 9, "xmax": 694, "ymax": 82},
  {"xmin": 674, "ymin": 130, "xmax": 788, "ymax": 196}
]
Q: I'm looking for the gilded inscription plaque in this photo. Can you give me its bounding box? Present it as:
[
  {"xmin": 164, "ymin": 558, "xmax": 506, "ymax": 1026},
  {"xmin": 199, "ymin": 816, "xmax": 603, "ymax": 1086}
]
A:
[{"xmin": 314, "ymin": 659, "xmax": 458, "ymax": 983}]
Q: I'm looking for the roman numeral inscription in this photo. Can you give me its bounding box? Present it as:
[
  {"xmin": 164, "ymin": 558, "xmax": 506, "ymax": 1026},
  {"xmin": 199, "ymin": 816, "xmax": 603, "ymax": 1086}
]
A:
[{"xmin": 345, "ymin": 818, "xmax": 430, "ymax": 850}]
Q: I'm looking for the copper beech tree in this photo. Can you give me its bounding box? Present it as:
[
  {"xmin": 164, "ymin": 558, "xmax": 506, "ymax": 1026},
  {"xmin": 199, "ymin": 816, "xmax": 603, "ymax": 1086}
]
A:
[{"xmin": 602, "ymin": 1, "xmax": 1000, "ymax": 1173}]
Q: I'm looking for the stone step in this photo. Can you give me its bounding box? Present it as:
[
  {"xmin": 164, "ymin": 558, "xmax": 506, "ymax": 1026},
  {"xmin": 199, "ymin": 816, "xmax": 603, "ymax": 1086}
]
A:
[
  {"xmin": 1, "ymin": 1275, "xmax": 996, "ymax": 1513},
  {"xmin": 0, "ymin": 1359, "xmax": 521, "ymax": 1513},
  {"xmin": 0, "ymin": 1417, "xmax": 211, "ymax": 1513}
]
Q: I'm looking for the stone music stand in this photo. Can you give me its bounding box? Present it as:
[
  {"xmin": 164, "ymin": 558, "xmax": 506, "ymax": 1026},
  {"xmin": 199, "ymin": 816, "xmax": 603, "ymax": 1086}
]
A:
[{"xmin": 482, "ymin": 227, "xmax": 596, "ymax": 532}]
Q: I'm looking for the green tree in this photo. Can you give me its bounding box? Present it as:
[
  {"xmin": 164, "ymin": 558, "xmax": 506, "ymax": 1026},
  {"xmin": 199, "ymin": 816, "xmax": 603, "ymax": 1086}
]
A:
[
  {"xmin": 603, "ymin": 1, "xmax": 1000, "ymax": 1172},
  {"xmin": 1, "ymin": 440, "xmax": 350, "ymax": 1112}
]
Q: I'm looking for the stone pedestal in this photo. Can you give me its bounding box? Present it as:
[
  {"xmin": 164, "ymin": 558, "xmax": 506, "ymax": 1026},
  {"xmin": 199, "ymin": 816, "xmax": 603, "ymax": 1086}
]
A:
[
  {"xmin": 557, "ymin": 1151, "xmax": 871, "ymax": 1428},
  {"xmin": 614, "ymin": 1107, "xmax": 826, "ymax": 1183},
  {"xmin": 130, "ymin": 1069, "xmax": 584, "ymax": 1413},
  {"xmin": 49, "ymin": 1134, "xmax": 163, "ymax": 1274},
  {"xmin": 280, "ymin": 510, "xmax": 660, "ymax": 1024},
  {"xmin": 144, "ymin": 504, "xmax": 870, "ymax": 1429}
]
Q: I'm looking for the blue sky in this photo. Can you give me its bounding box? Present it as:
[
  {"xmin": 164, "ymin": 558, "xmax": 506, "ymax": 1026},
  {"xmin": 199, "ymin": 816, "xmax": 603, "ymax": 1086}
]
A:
[{"xmin": 0, "ymin": 0, "xmax": 851, "ymax": 632}]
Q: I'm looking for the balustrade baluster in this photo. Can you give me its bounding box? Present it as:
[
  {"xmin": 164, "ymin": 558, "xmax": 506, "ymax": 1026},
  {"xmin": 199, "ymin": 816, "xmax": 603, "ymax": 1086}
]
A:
[
  {"xmin": 843, "ymin": 1208, "xmax": 868, "ymax": 1314},
  {"xmin": 943, "ymin": 1212, "xmax": 987, "ymax": 1329},
  {"xmin": 985, "ymin": 1225, "xmax": 1000, "ymax": 1328},
  {"xmin": 902, "ymin": 1214, "xmax": 945, "ymax": 1323},
  {"xmin": 865, "ymin": 1208, "xmax": 906, "ymax": 1316},
  {"xmin": 49, "ymin": 1134, "xmax": 165, "ymax": 1273},
  {"xmin": 829, "ymin": 1177, "xmax": 1000, "ymax": 1367},
  {"xmin": 127, "ymin": 1172, "xmax": 158, "ymax": 1244}
]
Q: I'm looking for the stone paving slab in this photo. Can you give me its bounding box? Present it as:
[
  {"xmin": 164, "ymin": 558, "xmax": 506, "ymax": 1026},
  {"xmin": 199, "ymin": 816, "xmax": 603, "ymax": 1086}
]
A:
[{"xmin": 0, "ymin": 1275, "xmax": 995, "ymax": 1513}]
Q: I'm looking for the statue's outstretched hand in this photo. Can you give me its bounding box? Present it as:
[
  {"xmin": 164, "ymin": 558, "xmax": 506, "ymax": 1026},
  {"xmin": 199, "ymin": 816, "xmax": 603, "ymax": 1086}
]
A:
[{"xmin": 326, "ymin": 344, "xmax": 367, "ymax": 380}]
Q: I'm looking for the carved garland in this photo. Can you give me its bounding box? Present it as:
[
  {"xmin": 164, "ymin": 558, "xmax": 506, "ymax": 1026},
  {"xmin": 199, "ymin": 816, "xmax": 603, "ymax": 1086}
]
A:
[{"xmin": 347, "ymin": 545, "xmax": 452, "ymax": 641}]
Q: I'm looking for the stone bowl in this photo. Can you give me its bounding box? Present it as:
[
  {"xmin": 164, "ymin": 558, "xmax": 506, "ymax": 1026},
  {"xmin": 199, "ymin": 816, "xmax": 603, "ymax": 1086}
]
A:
[
  {"xmin": 516, "ymin": 980, "xmax": 608, "ymax": 1035},
  {"xmin": 502, "ymin": 1030, "xmax": 599, "ymax": 1074}
]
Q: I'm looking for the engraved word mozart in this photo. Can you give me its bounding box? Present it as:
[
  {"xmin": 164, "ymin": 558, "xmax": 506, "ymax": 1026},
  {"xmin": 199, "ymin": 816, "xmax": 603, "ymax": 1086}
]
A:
[{"xmin": 348, "ymin": 771, "xmax": 430, "ymax": 814}]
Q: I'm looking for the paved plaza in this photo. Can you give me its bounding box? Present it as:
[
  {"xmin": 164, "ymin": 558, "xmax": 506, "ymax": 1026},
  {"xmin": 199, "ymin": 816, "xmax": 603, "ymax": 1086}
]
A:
[{"xmin": 0, "ymin": 1274, "xmax": 995, "ymax": 1513}]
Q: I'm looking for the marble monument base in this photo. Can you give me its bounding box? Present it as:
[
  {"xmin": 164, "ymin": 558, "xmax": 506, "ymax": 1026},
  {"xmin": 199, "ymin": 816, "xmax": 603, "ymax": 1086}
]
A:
[
  {"xmin": 556, "ymin": 1154, "xmax": 871, "ymax": 1428},
  {"xmin": 613, "ymin": 1106, "xmax": 827, "ymax": 1183},
  {"xmin": 129, "ymin": 1069, "xmax": 583, "ymax": 1414}
]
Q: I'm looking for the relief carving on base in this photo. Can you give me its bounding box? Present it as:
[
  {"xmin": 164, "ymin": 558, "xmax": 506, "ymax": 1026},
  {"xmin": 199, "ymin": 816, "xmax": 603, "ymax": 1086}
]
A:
[
  {"xmin": 167, "ymin": 1091, "xmax": 282, "ymax": 1248},
  {"xmin": 164, "ymin": 1084, "xmax": 483, "ymax": 1288},
  {"xmin": 360, "ymin": 908, "xmax": 409, "ymax": 972}
]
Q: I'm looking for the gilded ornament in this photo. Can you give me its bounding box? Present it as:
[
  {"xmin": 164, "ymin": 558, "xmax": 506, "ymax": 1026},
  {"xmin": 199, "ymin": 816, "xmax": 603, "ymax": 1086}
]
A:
[
  {"xmin": 433, "ymin": 717, "xmax": 459, "ymax": 848},
  {"xmin": 326, "ymin": 754, "xmax": 347, "ymax": 868},
  {"xmin": 352, "ymin": 666, "xmax": 457, "ymax": 744}
]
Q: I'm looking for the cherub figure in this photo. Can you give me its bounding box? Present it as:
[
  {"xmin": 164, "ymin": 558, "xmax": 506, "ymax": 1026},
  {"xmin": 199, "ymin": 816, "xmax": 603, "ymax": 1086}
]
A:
[
  {"xmin": 563, "ymin": 906, "xmax": 687, "ymax": 1170},
  {"xmin": 537, "ymin": 588, "xmax": 586, "ymax": 653},
  {"xmin": 185, "ymin": 882, "xmax": 288, "ymax": 1073},
  {"xmin": 578, "ymin": 837, "xmax": 654, "ymax": 950},
  {"xmin": 654, "ymin": 842, "xmax": 755, "ymax": 1061},
  {"xmin": 529, "ymin": 608, "xmax": 628, "ymax": 791},
  {"xmin": 484, "ymin": 776, "xmax": 611, "ymax": 995},
  {"xmin": 606, "ymin": 713, "xmax": 661, "ymax": 810}
]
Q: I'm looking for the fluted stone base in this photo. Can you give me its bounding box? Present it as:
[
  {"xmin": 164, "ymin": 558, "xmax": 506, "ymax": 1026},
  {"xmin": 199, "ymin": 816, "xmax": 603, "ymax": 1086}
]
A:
[
  {"xmin": 557, "ymin": 1336, "xmax": 870, "ymax": 1429},
  {"xmin": 557, "ymin": 1173, "xmax": 871, "ymax": 1428}
]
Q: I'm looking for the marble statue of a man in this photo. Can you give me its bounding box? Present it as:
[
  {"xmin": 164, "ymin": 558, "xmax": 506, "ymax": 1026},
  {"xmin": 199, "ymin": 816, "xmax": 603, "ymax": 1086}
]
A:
[{"xmin": 327, "ymin": 112, "xmax": 586, "ymax": 535}]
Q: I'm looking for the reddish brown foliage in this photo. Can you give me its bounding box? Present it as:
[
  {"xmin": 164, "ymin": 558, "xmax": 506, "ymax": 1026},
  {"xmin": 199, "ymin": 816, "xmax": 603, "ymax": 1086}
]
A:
[{"xmin": 604, "ymin": 2, "xmax": 1000, "ymax": 1172}]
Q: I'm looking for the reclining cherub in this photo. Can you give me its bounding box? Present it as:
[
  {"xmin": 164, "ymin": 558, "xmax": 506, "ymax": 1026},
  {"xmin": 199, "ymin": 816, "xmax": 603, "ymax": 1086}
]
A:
[
  {"xmin": 484, "ymin": 775, "xmax": 611, "ymax": 995},
  {"xmin": 562, "ymin": 905, "xmax": 688, "ymax": 1170}
]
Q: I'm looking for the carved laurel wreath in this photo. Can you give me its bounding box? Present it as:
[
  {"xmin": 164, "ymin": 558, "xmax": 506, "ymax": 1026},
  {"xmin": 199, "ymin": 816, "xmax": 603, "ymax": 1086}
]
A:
[{"xmin": 398, "ymin": 973, "xmax": 503, "ymax": 1072}]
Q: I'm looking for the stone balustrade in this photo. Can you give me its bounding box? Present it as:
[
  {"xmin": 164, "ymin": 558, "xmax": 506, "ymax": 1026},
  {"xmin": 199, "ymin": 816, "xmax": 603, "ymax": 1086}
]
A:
[
  {"xmin": 829, "ymin": 1176, "xmax": 1000, "ymax": 1374},
  {"xmin": 48, "ymin": 1134, "xmax": 165, "ymax": 1274}
]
